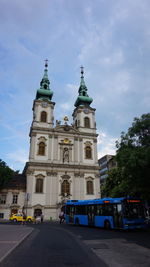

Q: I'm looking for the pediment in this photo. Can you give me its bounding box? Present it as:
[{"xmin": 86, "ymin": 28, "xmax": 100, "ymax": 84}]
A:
[{"xmin": 55, "ymin": 124, "xmax": 79, "ymax": 133}]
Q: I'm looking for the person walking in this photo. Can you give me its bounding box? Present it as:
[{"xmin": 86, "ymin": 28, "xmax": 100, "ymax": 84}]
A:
[{"xmin": 59, "ymin": 209, "xmax": 65, "ymax": 224}]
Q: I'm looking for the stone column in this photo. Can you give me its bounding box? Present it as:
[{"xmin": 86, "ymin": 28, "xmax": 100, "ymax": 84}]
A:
[
  {"xmin": 74, "ymin": 138, "xmax": 78, "ymax": 162},
  {"xmin": 29, "ymin": 133, "xmax": 36, "ymax": 160},
  {"xmin": 93, "ymin": 139, "xmax": 98, "ymax": 163},
  {"xmin": 48, "ymin": 135, "xmax": 52, "ymax": 160},
  {"xmin": 53, "ymin": 136, "xmax": 58, "ymax": 161},
  {"xmin": 79, "ymin": 138, "xmax": 83, "ymax": 163}
]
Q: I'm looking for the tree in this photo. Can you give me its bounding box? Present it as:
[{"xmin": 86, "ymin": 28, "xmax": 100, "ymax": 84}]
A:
[
  {"xmin": 101, "ymin": 113, "xmax": 150, "ymax": 202},
  {"xmin": 0, "ymin": 159, "xmax": 15, "ymax": 188}
]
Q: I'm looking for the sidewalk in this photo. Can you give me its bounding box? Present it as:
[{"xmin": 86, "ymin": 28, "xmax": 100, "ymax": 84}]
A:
[{"xmin": 0, "ymin": 224, "xmax": 33, "ymax": 263}]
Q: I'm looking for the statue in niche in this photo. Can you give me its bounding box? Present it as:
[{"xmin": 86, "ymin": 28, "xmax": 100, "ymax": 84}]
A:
[
  {"xmin": 63, "ymin": 147, "xmax": 69, "ymax": 163},
  {"xmin": 56, "ymin": 120, "xmax": 61, "ymax": 126}
]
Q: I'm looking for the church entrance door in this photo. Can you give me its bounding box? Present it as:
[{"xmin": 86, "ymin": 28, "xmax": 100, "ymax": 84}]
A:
[{"xmin": 34, "ymin": 209, "xmax": 42, "ymax": 218}]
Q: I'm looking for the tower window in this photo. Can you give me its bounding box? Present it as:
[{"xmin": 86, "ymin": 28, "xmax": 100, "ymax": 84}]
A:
[
  {"xmin": 84, "ymin": 117, "xmax": 90, "ymax": 128},
  {"xmin": 61, "ymin": 180, "xmax": 70, "ymax": 196},
  {"xmin": 38, "ymin": 142, "xmax": 45, "ymax": 155},
  {"xmin": 35, "ymin": 178, "xmax": 43, "ymax": 193},
  {"xmin": 41, "ymin": 111, "xmax": 47, "ymax": 122},
  {"xmin": 85, "ymin": 146, "xmax": 92, "ymax": 159},
  {"xmin": 87, "ymin": 180, "xmax": 94, "ymax": 194}
]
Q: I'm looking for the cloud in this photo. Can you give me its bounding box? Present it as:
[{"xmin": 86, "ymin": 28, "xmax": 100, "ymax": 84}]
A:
[
  {"xmin": 7, "ymin": 149, "xmax": 28, "ymax": 164},
  {"xmin": 0, "ymin": 0, "xmax": 150, "ymax": 171},
  {"xmin": 97, "ymin": 130, "xmax": 117, "ymax": 159}
]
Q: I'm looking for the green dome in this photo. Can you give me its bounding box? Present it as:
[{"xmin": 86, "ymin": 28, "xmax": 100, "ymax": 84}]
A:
[
  {"xmin": 36, "ymin": 63, "xmax": 53, "ymax": 101},
  {"xmin": 74, "ymin": 95, "xmax": 93, "ymax": 107},
  {"xmin": 74, "ymin": 66, "xmax": 93, "ymax": 107}
]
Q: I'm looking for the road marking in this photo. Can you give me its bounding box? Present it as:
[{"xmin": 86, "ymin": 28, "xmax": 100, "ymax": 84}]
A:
[
  {"xmin": 0, "ymin": 241, "xmax": 18, "ymax": 244},
  {"xmin": 83, "ymin": 239, "xmax": 150, "ymax": 267}
]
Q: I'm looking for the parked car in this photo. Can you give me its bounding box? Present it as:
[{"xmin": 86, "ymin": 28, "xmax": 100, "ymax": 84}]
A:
[{"xmin": 9, "ymin": 213, "xmax": 34, "ymax": 222}]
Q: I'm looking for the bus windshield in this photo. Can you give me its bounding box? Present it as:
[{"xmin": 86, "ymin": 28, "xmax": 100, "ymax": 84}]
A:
[{"xmin": 123, "ymin": 202, "xmax": 145, "ymax": 218}]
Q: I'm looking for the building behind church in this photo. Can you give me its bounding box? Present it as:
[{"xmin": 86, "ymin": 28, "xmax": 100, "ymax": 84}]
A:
[{"xmin": 0, "ymin": 64, "xmax": 100, "ymax": 220}]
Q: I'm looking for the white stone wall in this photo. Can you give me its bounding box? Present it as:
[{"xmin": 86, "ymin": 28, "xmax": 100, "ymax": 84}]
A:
[{"xmin": 0, "ymin": 190, "xmax": 26, "ymax": 220}]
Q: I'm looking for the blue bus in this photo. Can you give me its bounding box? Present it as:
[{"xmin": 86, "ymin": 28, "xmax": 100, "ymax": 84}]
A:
[{"xmin": 64, "ymin": 197, "xmax": 146, "ymax": 230}]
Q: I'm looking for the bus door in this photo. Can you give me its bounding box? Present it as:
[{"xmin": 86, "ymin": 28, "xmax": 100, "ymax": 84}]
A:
[
  {"xmin": 87, "ymin": 205, "xmax": 95, "ymax": 226},
  {"xmin": 68, "ymin": 205, "xmax": 75, "ymax": 223},
  {"xmin": 113, "ymin": 204, "xmax": 123, "ymax": 228}
]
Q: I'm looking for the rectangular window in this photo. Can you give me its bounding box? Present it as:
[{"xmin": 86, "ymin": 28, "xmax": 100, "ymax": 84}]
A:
[
  {"xmin": 12, "ymin": 194, "xmax": 18, "ymax": 204},
  {"xmin": 0, "ymin": 194, "xmax": 6, "ymax": 204},
  {"xmin": 0, "ymin": 213, "xmax": 4, "ymax": 218}
]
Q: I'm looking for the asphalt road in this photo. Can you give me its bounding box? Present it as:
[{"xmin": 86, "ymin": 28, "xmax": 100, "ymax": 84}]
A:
[{"xmin": 1, "ymin": 222, "xmax": 150, "ymax": 267}]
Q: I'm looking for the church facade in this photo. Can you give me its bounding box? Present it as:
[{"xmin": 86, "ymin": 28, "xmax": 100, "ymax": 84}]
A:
[{"xmin": 23, "ymin": 64, "xmax": 100, "ymax": 220}]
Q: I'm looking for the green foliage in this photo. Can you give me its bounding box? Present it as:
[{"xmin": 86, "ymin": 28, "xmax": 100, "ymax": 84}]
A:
[
  {"xmin": 102, "ymin": 113, "xmax": 150, "ymax": 202},
  {"xmin": 0, "ymin": 159, "xmax": 15, "ymax": 188}
]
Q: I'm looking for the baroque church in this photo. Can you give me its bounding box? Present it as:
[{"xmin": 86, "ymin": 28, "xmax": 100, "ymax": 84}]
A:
[{"xmin": 0, "ymin": 63, "xmax": 100, "ymax": 220}]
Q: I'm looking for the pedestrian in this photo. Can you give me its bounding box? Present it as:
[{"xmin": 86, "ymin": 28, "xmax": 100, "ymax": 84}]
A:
[
  {"xmin": 59, "ymin": 209, "xmax": 65, "ymax": 224},
  {"xmin": 41, "ymin": 214, "xmax": 44, "ymax": 223},
  {"xmin": 22, "ymin": 212, "xmax": 26, "ymax": 225},
  {"xmin": 35, "ymin": 215, "xmax": 41, "ymax": 224}
]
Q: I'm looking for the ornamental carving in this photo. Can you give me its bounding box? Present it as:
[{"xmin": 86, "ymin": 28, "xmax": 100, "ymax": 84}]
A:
[
  {"xmin": 85, "ymin": 176, "xmax": 94, "ymax": 180},
  {"xmin": 47, "ymin": 172, "xmax": 57, "ymax": 176},
  {"xmin": 37, "ymin": 136, "xmax": 47, "ymax": 143},
  {"xmin": 61, "ymin": 174, "xmax": 70, "ymax": 180},
  {"xmin": 35, "ymin": 174, "xmax": 45, "ymax": 178},
  {"xmin": 84, "ymin": 141, "xmax": 92, "ymax": 145}
]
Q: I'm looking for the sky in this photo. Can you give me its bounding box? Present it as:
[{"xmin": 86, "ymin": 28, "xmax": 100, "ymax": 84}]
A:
[{"xmin": 0, "ymin": 0, "xmax": 150, "ymax": 172}]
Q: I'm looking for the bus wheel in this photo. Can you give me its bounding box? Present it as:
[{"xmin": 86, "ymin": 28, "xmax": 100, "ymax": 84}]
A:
[
  {"xmin": 13, "ymin": 219, "xmax": 17, "ymax": 222},
  {"xmin": 75, "ymin": 218, "xmax": 79, "ymax": 226},
  {"xmin": 104, "ymin": 220, "xmax": 111, "ymax": 230}
]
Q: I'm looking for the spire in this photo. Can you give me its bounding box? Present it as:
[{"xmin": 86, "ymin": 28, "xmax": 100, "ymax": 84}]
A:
[
  {"xmin": 74, "ymin": 66, "xmax": 93, "ymax": 107},
  {"xmin": 80, "ymin": 66, "xmax": 85, "ymax": 86},
  {"xmin": 36, "ymin": 60, "xmax": 53, "ymax": 101}
]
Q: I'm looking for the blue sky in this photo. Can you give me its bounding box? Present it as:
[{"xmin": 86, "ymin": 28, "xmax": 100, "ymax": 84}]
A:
[{"xmin": 0, "ymin": 0, "xmax": 150, "ymax": 172}]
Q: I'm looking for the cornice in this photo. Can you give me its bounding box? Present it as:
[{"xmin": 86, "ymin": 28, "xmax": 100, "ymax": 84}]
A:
[
  {"xmin": 30, "ymin": 126, "xmax": 98, "ymax": 138},
  {"xmin": 26, "ymin": 161, "xmax": 99, "ymax": 171}
]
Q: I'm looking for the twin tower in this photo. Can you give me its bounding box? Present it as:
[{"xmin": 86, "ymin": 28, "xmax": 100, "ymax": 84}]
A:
[{"xmin": 25, "ymin": 63, "xmax": 100, "ymax": 220}]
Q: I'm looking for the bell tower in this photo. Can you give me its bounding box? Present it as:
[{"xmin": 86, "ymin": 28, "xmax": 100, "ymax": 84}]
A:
[
  {"xmin": 29, "ymin": 61, "xmax": 55, "ymax": 161},
  {"xmin": 72, "ymin": 66, "xmax": 97, "ymax": 135}
]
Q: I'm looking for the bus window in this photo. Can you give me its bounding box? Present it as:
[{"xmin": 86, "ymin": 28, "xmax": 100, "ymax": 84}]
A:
[
  {"xmin": 117, "ymin": 204, "xmax": 122, "ymax": 214},
  {"xmin": 105, "ymin": 204, "xmax": 113, "ymax": 216}
]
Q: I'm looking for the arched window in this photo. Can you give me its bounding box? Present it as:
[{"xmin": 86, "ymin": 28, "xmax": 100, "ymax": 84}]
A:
[
  {"xmin": 85, "ymin": 146, "xmax": 92, "ymax": 159},
  {"xmin": 41, "ymin": 111, "xmax": 47, "ymax": 122},
  {"xmin": 84, "ymin": 117, "xmax": 90, "ymax": 128},
  {"xmin": 38, "ymin": 142, "xmax": 45, "ymax": 155},
  {"xmin": 61, "ymin": 180, "xmax": 70, "ymax": 196},
  {"xmin": 35, "ymin": 178, "xmax": 43, "ymax": 193},
  {"xmin": 87, "ymin": 180, "xmax": 93, "ymax": 194}
]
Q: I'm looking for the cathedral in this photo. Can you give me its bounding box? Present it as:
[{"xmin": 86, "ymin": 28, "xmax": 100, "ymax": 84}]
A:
[{"xmin": 0, "ymin": 63, "xmax": 100, "ymax": 220}]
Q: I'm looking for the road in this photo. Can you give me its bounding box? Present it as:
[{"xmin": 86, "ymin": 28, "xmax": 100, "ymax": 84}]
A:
[{"xmin": 0, "ymin": 222, "xmax": 150, "ymax": 267}]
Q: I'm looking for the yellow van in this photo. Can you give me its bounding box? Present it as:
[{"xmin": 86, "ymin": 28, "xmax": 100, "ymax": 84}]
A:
[{"xmin": 10, "ymin": 213, "xmax": 34, "ymax": 222}]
